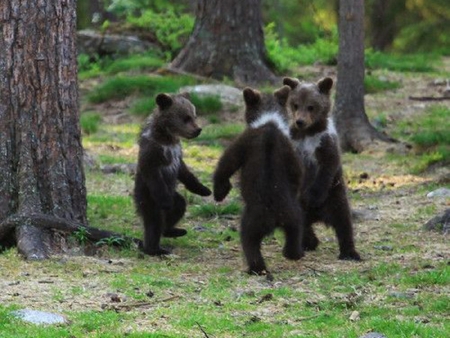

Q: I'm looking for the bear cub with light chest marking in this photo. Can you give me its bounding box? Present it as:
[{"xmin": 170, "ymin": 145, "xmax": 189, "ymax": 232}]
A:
[
  {"xmin": 283, "ymin": 77, "xmax": 361, "ymax": 261},
  {"xmin": 213, "ymin": 86, "xmax": 304, "ymax": 276},
  {"xmin": 134, "ymin": 92, "xmax": 211, "ymax": 256}
]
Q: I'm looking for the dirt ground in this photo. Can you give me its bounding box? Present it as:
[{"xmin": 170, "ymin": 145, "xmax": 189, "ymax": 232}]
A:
[{"xmin": 1, "ymin": 61, "xmax": 449, "ymax": 325}]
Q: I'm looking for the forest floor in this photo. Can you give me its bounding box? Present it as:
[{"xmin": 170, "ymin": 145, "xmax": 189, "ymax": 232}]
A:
[{"xmin": 0, "ymin": 59, "xmax": 449, "ymax": 337}]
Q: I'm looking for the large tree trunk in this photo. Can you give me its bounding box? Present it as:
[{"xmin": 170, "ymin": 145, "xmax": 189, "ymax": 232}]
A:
[
  {"xmin": 333, "ymin": 0, "xmax": 393, "ymax": 152},
  {"xmin": 0, "ymin": 1, "xmax": 139, "ymax": 259},
  {"xmin": 170, "ymin": 0, "xmax": 277, "ymax": 86}
]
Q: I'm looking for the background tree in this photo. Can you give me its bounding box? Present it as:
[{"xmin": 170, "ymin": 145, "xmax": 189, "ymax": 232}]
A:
[
  {"xmin": 333, "ymin": 0, "xmax": 393, "ymax": 152},
  {"xmin": 0, "ymin": 0, "xmax": 136, "ymax": 260},
  {"xmin": 170, "ymin": 0, "xmax": 277, "ymax": 85}
]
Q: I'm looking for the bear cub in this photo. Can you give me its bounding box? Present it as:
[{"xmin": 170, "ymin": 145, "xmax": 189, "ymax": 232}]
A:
[
  {"xmin": 213, "ymin": 86, "xmax": 304, "ymax": 276},
  {"xmin": 134, "ymin": 92, "xmax": 211, "ymax": 256},
  {"xmin": 283, "ymin": 77, "xmax": 361, "ymax": 261}
]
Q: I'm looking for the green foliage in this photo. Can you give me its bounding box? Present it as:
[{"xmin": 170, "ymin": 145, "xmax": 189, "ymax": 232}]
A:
[
  {"xmin": 189, "ymin": 94, "xmax": 223, "ymax": 116},
  {"xmin": 364, "ymin": 75, "xmax": 401, "ymax": 94},
  {"xmin": 265, "ymin": 23, "xmax": 338, "ymax": 71},
  {"xmin": 71, "ymin": 227, "xmax": 90, "ymax": 245},
  {"xmin": 105, "ymin": 54, "xmax": 165, "ymax": 74},
  {"xmin": 127, "ymin": 9, "xmax": 194, "ymax": 58},
  {"xmin": 196, "ymin": 123, "xmax": 244, "ymax": 144},
  {"xmin": 190, "ymin": 201, "xmax": 242, "ymax": 219},
  {"xmin": 80, "ymin": 112, "xmax": 102, "ymax": 135},
  {"xmin": 87, "ymin": 75, "xmax": 196, "ymax": 104},
  {"xmin": 365, "ymin": 50, "xmax": 437, "ymax": 72},
  {"xmin": 395, "ymin": 105, "xmax": 450, "ymax": 172}
]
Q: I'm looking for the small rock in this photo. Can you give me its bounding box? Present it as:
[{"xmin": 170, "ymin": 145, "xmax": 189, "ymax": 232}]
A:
[
  {"xmin": 423, "ymin": 209, "xmax": 450, "ymax": 234},
  {"xmin": 359, "ymin": 333, "xmax": 388, "ymax": 338},
  {"xmin": 388, "ymin": 291, "xmax": 415, "ymax": 299},
  {"xmin": 349, "ymin": 310, "xmax": 360, "ymax": 321},
  {"xmin": 12, "ymin": 309, "xmax": 67, "ymax": 325},
  {"xmin": 426, "ymin": 188, "xmax": 450, "ymax": 198},
  {"xmin": 374, "ymin": 245, "xmax": 393, "ymax": 251}
]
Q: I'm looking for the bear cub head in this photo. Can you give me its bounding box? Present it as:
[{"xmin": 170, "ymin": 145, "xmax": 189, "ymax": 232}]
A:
[
  {"xmin": 243, "ymin": 85, "xmax": 291, "ymax": 135},
  {"xmin": 153, "ymin": 92, "xmax": 202, "ymax": 141},
  {"xmin": 282, "ymin": 77, "xmax": 333, "ymax": 133}
]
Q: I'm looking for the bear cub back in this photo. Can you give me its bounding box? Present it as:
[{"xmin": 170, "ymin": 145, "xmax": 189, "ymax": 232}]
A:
[{"xmin": 213, "ymin": 86, "xmax": 305, "ymax": 276}]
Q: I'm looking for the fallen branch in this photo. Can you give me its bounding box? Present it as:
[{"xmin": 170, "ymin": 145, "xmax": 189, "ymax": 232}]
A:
[{"xmin": 409, "ymin": 96, "xmax": 450, "ymax": 101}]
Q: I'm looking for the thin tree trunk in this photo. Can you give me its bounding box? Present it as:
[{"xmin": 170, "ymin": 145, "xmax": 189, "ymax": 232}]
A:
[
  {"xmin": 333, "ymin": 0, "xmax": 394, "ymax": 152},
  {"xmin": 170, "ymin": 0, "xmax": 277, "ymax": 86}
]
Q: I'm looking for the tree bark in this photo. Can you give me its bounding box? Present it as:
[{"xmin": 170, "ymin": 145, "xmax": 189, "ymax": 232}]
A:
[
  {"xmin": 169, "ymin": 0, "xmax": 277, "ymax": 86},
  {"xmin": 333, "ymin": 0, "xmax": 394, "ymax": 152},
  {"xmin": 0, "ymin": 1, "xmax": 138, "ymax": 259}
]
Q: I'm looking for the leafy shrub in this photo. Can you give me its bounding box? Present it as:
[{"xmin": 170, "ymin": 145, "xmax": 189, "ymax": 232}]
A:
[{"xmin": 127, "ymin": 9, "xmax": 194, "ymax": 58}]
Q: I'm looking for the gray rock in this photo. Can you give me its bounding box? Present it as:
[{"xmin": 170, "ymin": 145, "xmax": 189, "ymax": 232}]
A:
[
  {"xmin": 12, "ymin": 309, "xmax": 67, "ymax": 325},
  {"xmin": 359, "ymin": 333, "xmax": 387, "ymax": 338},
  {"xmin": 180, "ymin": 84, "xmax": 243, "ymax": 108},
  {"xmin": 423, "ymin": 209, "xmax": 450, "ymax": 234},
  {"xmin": 426, "ymin": 188, "xmax": 450, "ymax": 198},
  {"xmin": 77, "ymin": 29, "xmax": 158, "ymax": 58},
  {"xmin": 352, "ymin": 208, "xmax": 380, "ymax": 222}
]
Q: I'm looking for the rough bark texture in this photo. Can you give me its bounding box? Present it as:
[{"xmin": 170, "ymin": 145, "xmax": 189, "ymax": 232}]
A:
[
  {"xmin": 170, "ymin": 0, "xmax": 277, "ymax": 86},
  {"xmin": 333, "ymin": 0, "xmax": 393, "ymax": 152},
  {"xmin": 0, "ymin": 1, "xmax": 138, "ymax": 259}
]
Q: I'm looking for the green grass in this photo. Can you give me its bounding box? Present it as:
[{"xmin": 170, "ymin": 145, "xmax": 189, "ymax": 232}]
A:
[
  {"xmin": 87, "ymin": 75, "xmax": 196, "ymax": 104},
  {"xmin": 80, "ymin": 112, "xmax": 102, "ymax": 135},
  {"xmin": 105, "ymin": 54, "xmax": 165, "ymax": 75},
  {"xmin": 365, "ymin": 50, "xmax": 438, "ymax": 72},
  {"xmin": 364, "ymin": 75, "xmax": 401, "ymax": 94},
  {"xmin": 393, "ymin": 105, "xmax": 450, "ymax": 172}
]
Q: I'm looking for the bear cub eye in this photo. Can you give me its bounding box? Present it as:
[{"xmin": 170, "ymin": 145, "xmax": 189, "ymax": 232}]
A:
[
  {"xmin": 292, "ymin": 103, "xmax": 299, "ymax": 110},
  {"xmin": 307, "ymin": 105, "xmax": 314, "ymax": 112},
  {"xmin": 183, "ymin": 116, "xmax": 192, "ymax": 124}
]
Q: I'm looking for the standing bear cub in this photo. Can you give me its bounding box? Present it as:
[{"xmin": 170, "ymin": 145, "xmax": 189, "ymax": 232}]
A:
[
  {"xmin": 283, "ymin": 77, "xmax": 361, "ymax": 261},
  {"xmin": 134, "ymin": 92, "xmax": 211, "ymax": 256},
  {"xmin": 213, "ymin": 86, "xmax": 304, "ymax": 276}
]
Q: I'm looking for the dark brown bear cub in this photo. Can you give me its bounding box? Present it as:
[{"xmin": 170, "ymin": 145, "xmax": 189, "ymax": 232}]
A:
[
  {"xmin": 134, "ymin": 92, "xmax": 211, "ymax": 256},
  {"xmin": 213, "ymin": 86, "xmax": 304, "ymax": 276},
  {"xmin": 283, "ymin": 77, "xmax": 361, "ymax": 261}
]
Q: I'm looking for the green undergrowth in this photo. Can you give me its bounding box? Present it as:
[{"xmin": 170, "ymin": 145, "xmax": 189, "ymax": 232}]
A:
[
  {"xmin": 87, "ymin": 75, "xmax": 196, "ymax": 104},
  {"xmin": 392, "ymin": 105, "xmax": 450, "ymax": 173}
]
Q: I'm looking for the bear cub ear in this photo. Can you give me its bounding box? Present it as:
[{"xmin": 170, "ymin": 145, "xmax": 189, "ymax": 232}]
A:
[
  {"xmin": 243, "ymin": 87, "xmax": 261, "ymax": 107},
  {"xmin": 317, "ymin": 77, "xmax": 333, "ymax": 95},
  {"xmin": 156, "ymin": 93, "xmax": 173, "ymax": 110},
  {"xmin": 282, "ymin": 77, "xmax": 300, "ymax": 89},
  {"xmin": 273, "ymin": 85, "xmax": 291, "ymax": 106}
]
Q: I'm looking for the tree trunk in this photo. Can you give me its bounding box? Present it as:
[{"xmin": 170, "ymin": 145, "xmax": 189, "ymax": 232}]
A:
[
  {"xmin": 333, "ymin": 0, "xmax": 393, "ymax": 152},
  {"xmin": 368, "ymin": 0, "xmax": 405, "ymax": 51},
  {"xmin": 0, "ymin": 1, "xmax": 139, "ymax": 259},
  {"xmin": 170, "ymin": 0, "xmax": 277, "ymax": 86}
]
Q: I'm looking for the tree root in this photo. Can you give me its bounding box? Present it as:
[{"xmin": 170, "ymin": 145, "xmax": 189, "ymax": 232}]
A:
[{"xmin": 0, "ymin": 213, "xmax": 143, "ymax": 260}]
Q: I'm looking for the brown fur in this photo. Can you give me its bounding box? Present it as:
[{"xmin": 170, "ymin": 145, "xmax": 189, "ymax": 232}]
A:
[
  {"xmin": 134, "ymin": 92, "xmax": 211, "ymax": 256},
  {"xmin": 213, "ymin": 86, "xmax": 305, "ymax": 275},
  {"xmin": 283, "ymin": 77, "xmax": 361, "ymax": 261}
]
